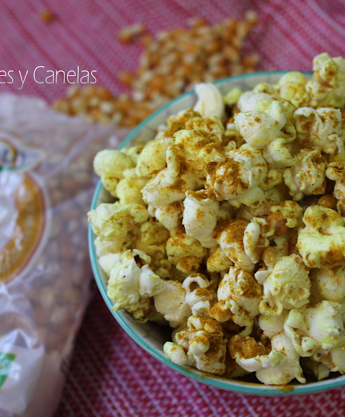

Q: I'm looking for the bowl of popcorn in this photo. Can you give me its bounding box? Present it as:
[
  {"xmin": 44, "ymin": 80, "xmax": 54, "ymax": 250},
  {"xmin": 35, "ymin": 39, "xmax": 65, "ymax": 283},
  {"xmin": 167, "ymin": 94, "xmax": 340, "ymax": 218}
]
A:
[{"xmin": 88, "ymin": 53, "xmax": 345, "ymax": 395}]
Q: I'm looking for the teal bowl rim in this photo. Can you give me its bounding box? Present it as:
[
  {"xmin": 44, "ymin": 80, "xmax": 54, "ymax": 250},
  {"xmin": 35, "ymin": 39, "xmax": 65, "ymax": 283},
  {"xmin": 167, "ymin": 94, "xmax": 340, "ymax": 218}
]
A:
[{"xmin": 89, "ymin": 71, "xmax": 345, "ymax": 395}]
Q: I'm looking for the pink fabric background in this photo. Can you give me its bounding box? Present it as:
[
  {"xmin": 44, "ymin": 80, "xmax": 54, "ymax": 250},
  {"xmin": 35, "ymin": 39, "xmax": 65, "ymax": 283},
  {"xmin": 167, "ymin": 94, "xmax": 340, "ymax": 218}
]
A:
[{"xmin": 2, "ymin": 0, "xmax": 345, "ymax": 416}]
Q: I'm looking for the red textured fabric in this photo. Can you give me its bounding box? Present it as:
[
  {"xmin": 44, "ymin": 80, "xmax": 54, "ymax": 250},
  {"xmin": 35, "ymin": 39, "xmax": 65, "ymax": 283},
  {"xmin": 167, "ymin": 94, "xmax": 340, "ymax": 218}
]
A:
[{"xmin": 2, "ymin": 0, "xmax": 345, "ymax": 416}]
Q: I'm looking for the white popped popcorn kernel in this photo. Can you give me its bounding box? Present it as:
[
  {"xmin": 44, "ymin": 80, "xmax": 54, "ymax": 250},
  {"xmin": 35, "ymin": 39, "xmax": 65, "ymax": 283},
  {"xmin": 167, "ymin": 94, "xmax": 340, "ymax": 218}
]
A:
[
  {"xmin": 283, "ymin": 149, "xmax": 327, "ymax": 201},
  {"xmin": 218, "ymin": 220, "xmax": 255, "ymax": 270},
  {"xmin": 154, "ymin": 280, "xmax": 191, "ymax": 327},
  {"xmin": 154, "ymin": 202, "xmax": 183, "ymax": 235},
  {"xmin": 166, "ymin": 233, "xmax": 207, "ymax": 273},
  {"xmin": 258, "ymin": 310, "xmax": 288, "ymax": 339},
  {"xmin": 99, "ymin": 253, "xmax": 122, "ymax": 276},
  {"xmin": 276, "ymin": 72, "xmax": 310, "ymax": 108},
  {"xmin": 107, "ymin": 250, "xmax": 166, "ymax": 311},
  {"xmin": 94, "ymin": 149, "xmax": 135, "ymax": 179},
  {"xmin": 194, "ymin": 83, "xmax": 226, "ymax": 122},
  {"xmin": 259, "ymin": 254, "xmax": 310, "ymax": 316},
  {"xmin": 88, "ymin": 203, "xmax": 149, "ymax": 240},
  {"xmin": 183, "ymin": 190, "xmax": 219, "ymax": 248},
  {"xmin": 297, "ymin": 206, "xmax": 345, "ymax": 268},
  {"xmin": 94, "ymin": 235, "xmax": 128, "ymax": 257},
  {"xmin": 243, "ymin": 218, "xmax": 270, "ymax": 264},
  {"xmin": 313, "ymin": 53, "xmax": 345, "ymax": 88},
  {"xmin": 229, "ymin": 335, "xmax": 285, "ymax": 373},
  {"xmin": 136, "ymin": 138, "xmax": 167, "ymax": 177},
  {"xmin": 142, "ymin": 168, "xmax": 200, "ymax": 207},
  {"xmin": 256, "ymin": 334, "xmax": 306, "ymax": 385},
  {"xmin": 116, "ymin": 168, "xmax": 149, "ymax": 206},
  {"xmin": 318, "ymin": 347, "xmax": 345, "ymax": 374},
  {"xmin": 237, "ymin": 91, "xmax": 272, "ymax": 112},
  {"xmin": 294, "ymin": 107, "xmax": 345, "ymax": 155},
  {"xmin": 284, "ymin": 301, "xmax": 345, "ymax": 358},
  {"xmin": 170, "ymin": 315, "xmax": 226, "ymax": 375},
  {"xmin": 214, "ymin": 267, "xmax": 262, "ymax": 320},
  {"xmin": 235, "ymin": 110, "xmax": 281, "ymax": 149},
  {"xmin": 94, "ymin": 149, "xmax": 135, "ymax": 196},
  {"xmin": 206, "ymin": 144, "xmax": 267, "ymax": 207},
  {"xmin": 263, "ymin": 138, "xmax": 296, "ymax": 168},
  {"xmin": 326, "ymin": 161, "xmax": 345, "ymax": 215},
  {"xmin": 314, "ymin": 266, "xmax": 345, "ymax": 302},
  {"xmin": 163, "ymin": 342, "xmax": 188, "ymax": 366},
  {"xmin": 223, "ymin": 87, "xmax": 244, "ymax": 106},
  {"xmin": 182, "ymin": 274, "xmax": 217, "ymax": 317}
]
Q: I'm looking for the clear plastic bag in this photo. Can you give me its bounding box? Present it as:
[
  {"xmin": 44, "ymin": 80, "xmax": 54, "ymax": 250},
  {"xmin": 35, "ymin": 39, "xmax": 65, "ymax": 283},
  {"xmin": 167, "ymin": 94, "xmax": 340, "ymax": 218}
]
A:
[{"xmin": 0, "ymin": 95, "xmax": 129, "ymax": 417}]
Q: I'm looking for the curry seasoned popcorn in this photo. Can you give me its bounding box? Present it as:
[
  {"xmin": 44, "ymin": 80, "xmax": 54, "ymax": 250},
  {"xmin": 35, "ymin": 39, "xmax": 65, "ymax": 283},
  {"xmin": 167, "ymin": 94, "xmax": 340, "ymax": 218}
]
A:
[{"xmin": 88, "ymin": 53, "xmax": 345, "ymax": 385}]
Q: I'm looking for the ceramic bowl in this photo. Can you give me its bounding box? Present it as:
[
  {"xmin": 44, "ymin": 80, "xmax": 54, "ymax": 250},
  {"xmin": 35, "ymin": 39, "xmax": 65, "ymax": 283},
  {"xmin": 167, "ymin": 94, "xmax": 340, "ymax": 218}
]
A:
[{"xmin": 89, "ymin": 71, "xmax": 345, "ymax": 395}]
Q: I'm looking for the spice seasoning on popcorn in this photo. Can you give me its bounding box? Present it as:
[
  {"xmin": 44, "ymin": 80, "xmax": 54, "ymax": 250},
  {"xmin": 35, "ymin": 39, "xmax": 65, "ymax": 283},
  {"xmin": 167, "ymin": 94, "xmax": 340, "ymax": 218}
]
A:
[{"xmin": 88, "ymin": 52, "xmax": 345, "ymax": 385}]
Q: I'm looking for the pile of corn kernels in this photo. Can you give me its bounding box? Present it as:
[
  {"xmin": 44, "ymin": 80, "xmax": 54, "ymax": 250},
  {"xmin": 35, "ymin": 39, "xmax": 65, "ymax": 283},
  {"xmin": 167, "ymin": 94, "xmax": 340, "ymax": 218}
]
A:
[
  {"xmin": 88, "ymin": 52, "xmax": 345, "ymax": 385},
  {"xmin": 53, "ymin": 13, "xmax": 258, "ymax": 127}
]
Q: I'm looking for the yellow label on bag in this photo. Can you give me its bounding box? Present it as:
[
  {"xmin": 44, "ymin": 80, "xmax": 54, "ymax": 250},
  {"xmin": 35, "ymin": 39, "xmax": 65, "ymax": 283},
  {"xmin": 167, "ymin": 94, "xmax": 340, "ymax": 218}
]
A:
[{"xmin": 0, "ymin": 132, "xmax": 49, "ymax": 283}]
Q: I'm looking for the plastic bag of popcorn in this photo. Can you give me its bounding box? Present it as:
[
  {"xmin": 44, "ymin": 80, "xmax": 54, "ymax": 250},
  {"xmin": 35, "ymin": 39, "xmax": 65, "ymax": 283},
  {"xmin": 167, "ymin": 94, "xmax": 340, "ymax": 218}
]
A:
[{"xmin": 0, "ymin": 94, "xmax": 128, "ymax": 417}]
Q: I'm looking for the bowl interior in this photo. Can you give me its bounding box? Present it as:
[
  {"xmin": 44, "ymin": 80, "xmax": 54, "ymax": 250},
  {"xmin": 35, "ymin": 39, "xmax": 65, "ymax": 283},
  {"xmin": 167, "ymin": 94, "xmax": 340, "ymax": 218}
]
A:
[{"xmin": 89, "ymin": 71, "xmax": 345, "ymax": 395}]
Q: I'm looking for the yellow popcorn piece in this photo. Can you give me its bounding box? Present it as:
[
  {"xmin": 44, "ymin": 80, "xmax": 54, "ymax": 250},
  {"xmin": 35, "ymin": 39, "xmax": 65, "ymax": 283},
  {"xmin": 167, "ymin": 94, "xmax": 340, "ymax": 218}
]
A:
[
  {"xmin": 276, "ymin": 71, "xmax": 310, "ymax": 108},
  {"xmin": 116, "ymin": 168, "xmax": 149, "ymax": 206},
  {"xmin": 94, "ymin": 149, "xmax": 135, "ymax": 196},
  {"xmin": 166, "ymin": 233, "xmax": 207, "ymax": 273},
  {"xmin": 284, "ymin": 149, "xmax": 327, "ymax": 201},
  {"xmin": 136, "ymin": 138, "xmax": 167, "ymax": 177},
  {"xmin": 259, "ymin": 254, "xmax": 310, "ymax": 316},
  {"xmin": 294, "ymin": 107, "xmax": 344, "ymax": 154},
  {"xmin": 223, "ymin": 87, "xmax": 244, "ymax": 106},
  {"xmin": 88, "ymin": 203, "xmax": 148, "ymax": 240},
  {"xmin": 206, "ymin": 144, "xmax": 267, "ymax": 207},
  {"xmin": 297, "ymin": 206, "xmax": 345, "ymax": 268},
  {"xmin": 169, "ymin": 315, "xmax": 226, "ymax": 375}
]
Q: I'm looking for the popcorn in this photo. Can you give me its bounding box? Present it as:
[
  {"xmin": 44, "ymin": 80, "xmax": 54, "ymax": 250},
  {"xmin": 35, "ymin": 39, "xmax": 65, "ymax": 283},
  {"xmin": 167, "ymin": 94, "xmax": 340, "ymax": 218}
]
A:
[
  {"xmin": 294, "ymin": 107, "xmax": 344, "ymax": 154},
  {"xmin": 276, "ymin": 72, "xmax": 310, "ymax": 108},
  {"xmin": 206, "ymin": 144, "xmax": 267, "ymax": 207},
  {"xmin": 89, "ymin": 53, "xmax": 345, "ymax": 386},
  {"xmin": 306, "ymin": 53, "xmax": 345, "ymax": 107},
  {"xmin": 166, "ymin": 233, "xmax": 207, "ymax": 273},
  {"xmin": 284, "ymin": 301, "xmax": 345, "ymax": 358},
  {"xmin": 136, "ymin": 138, "xmax": 167, "ymax": 177},
  {"xmin": 88, "ymin": 203, "xmax": 148, "ymax": 240},
  {"xmin": 107, "ymin": 250, "xmax": 167, "ymax": 311},
  {"xmin": 142, "ymin": 168, "xmax": 200, "ymax": 207},
  {"xmin": 229, "ymin": 335, "xmax": 285, "ymax": 373},
  {"xmin": 98, "ymin": 253, "xmax": 122, "ymax": 276},
  {"xmin": 210, "ymin": 267, "xmax": 262, "ymax": 327},
  {"xmin": 263, "ymin": 138, "xmax": 296, "ymax": 168},
  {"xmin": 297, "ymin": 206, "xmax": 345, "ymax": 268},
  {"xmin": 256, "ymin": 334, "xmax": 306, "ymax": 384},
  {"xmin": 314, "ymin": 266, "xmax": 345, "ymax": 302},
  {"xmin": 326, "ymin": 161, "xmax": 345, "ymax": 215},
  {"xmin": 94, "ymin": 150, "xmax": 135, "ymax": 196},
  {"xmin": 218, "ymin": 220, "xmax": 255, "ymax": 270},
  {"xmin": 235, "ymin": 110, "xmax": 281, "ymax": 149},
  {"xmin": 154, "ymin": 280, "xmax": 191, "ymax": 326},
  {"xmin": 259, "ymin": 254, "xmax": 310, "ymax": 316},
  {"xmin": 165, "ymin": 315, "xmax": 226, "ymax": 375},
  {"xmin": 116, "ymin": 168, "xmax": 149, "ymax": 205},
  {"xmin": 283, "ymin": 149, "xmax": 327, "ymax": 201},
  {"xmin": 182, "ymin": 274, "xmax": 217, "ymax": 317},
  {"xmin": 183, "ymin": 190, "xmax": 219, "ymax": 248},
  {"xmin": 194, "ymin": 83, "xmax": 226, "ymax": 122}
]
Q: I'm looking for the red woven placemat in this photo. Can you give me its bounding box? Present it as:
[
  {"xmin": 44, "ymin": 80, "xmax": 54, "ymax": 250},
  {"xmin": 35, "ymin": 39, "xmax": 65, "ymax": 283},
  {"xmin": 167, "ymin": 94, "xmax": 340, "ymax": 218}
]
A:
[{"xmin": 2, "ymin": 0, "xmax": 345, "ymax": 416}]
